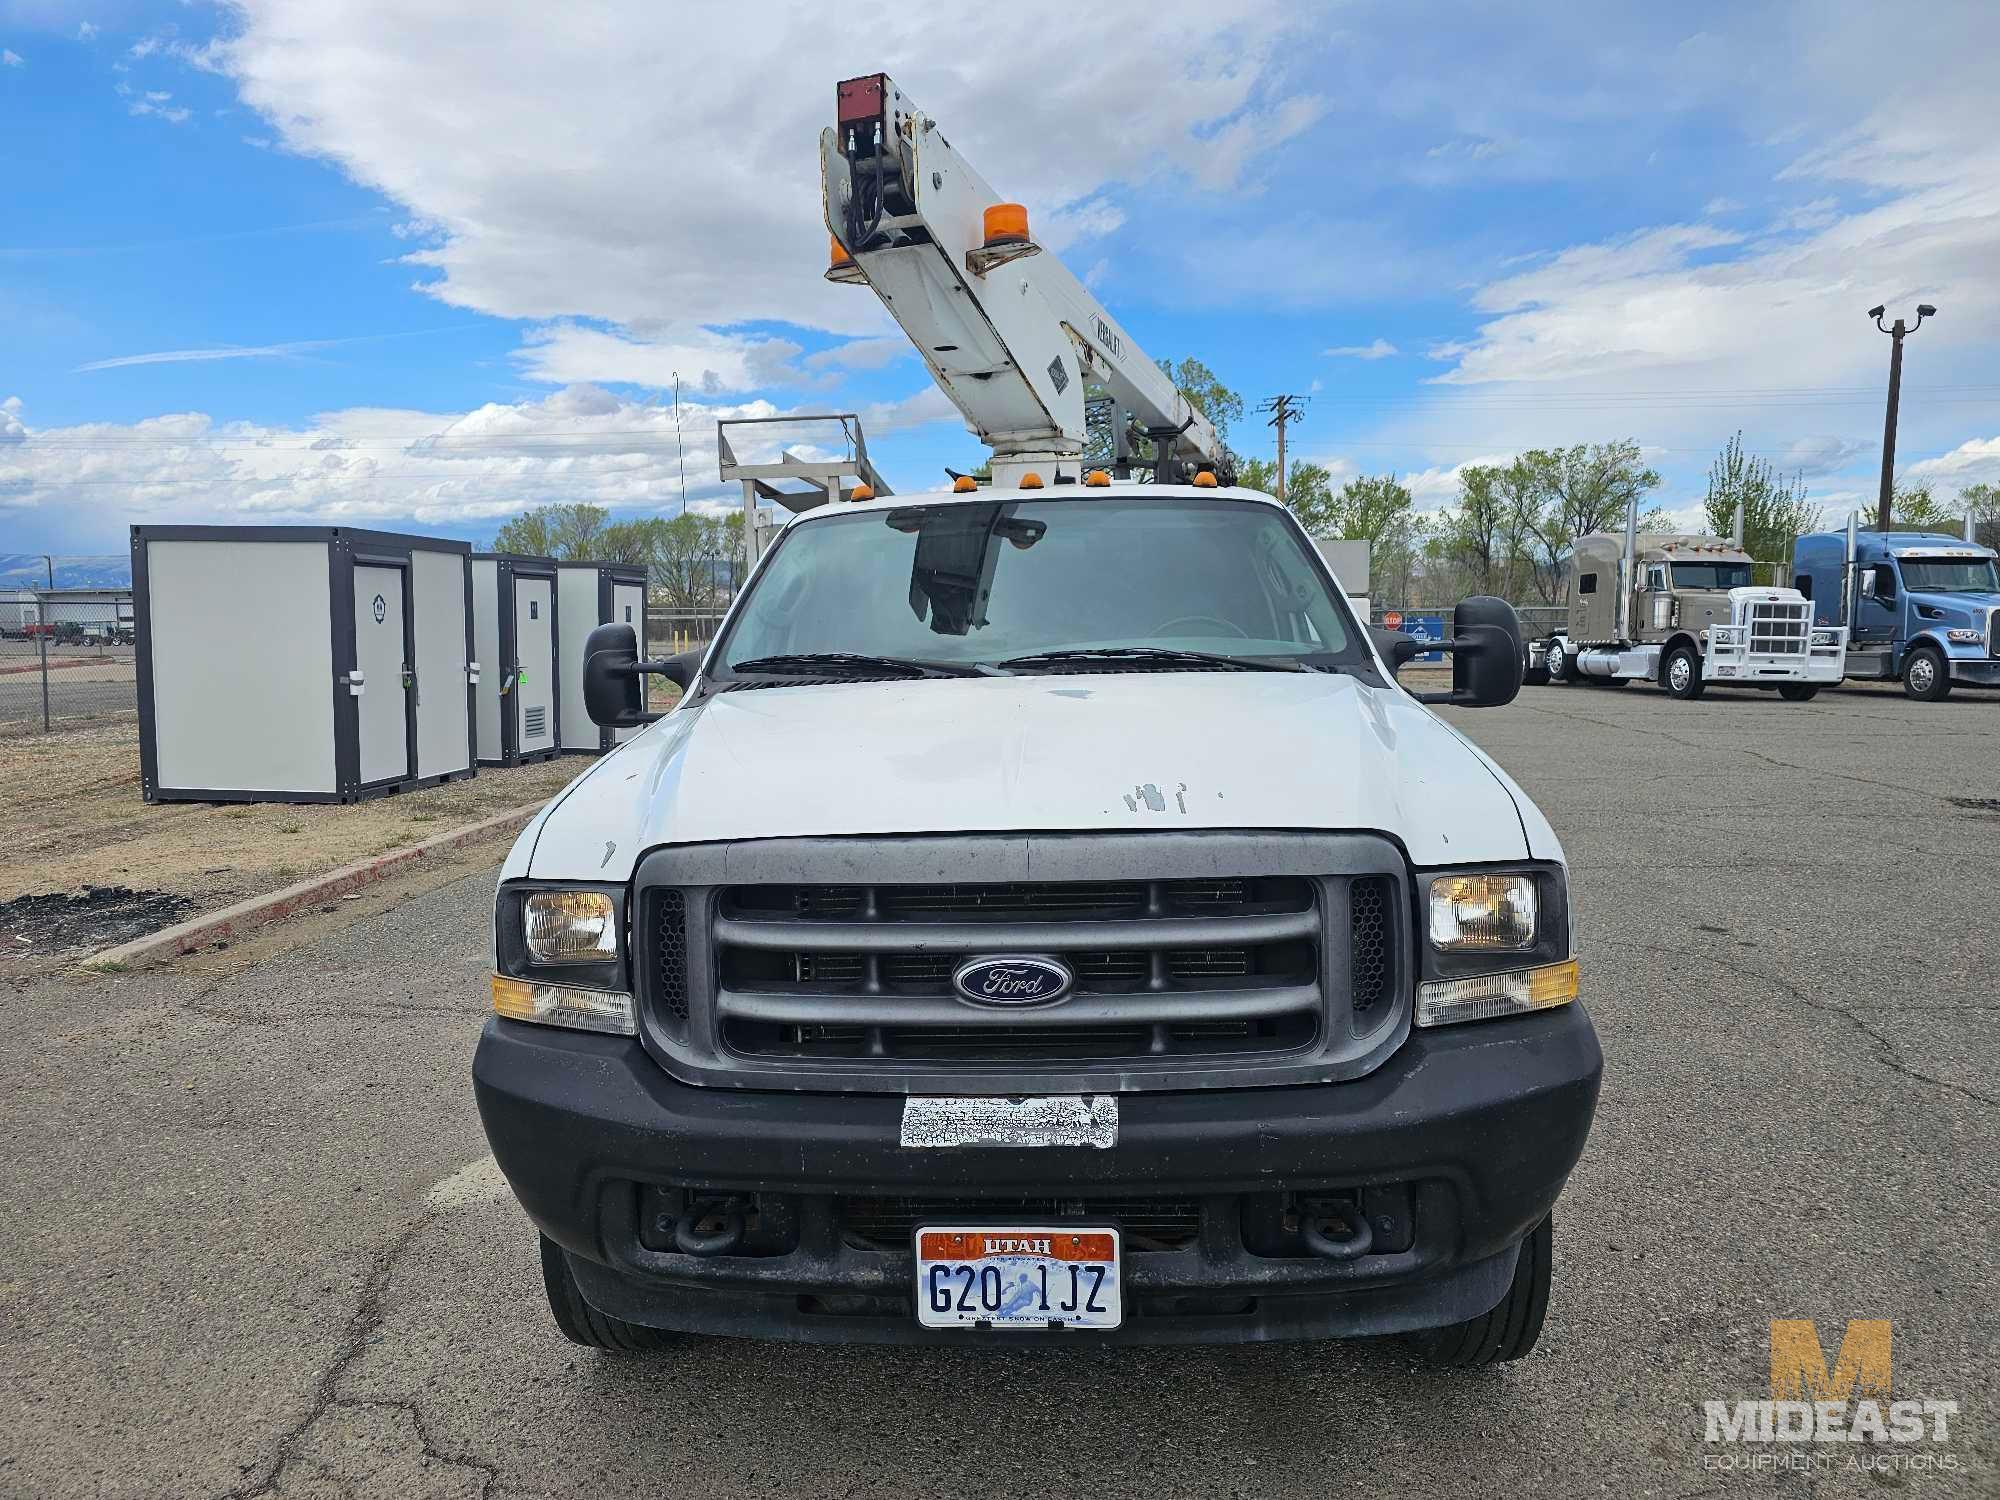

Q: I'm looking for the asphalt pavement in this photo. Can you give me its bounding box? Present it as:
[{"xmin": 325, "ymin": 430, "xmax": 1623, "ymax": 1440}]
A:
[{"xmin": 2, "ymin": 678, "xmax": 1995, "ymax": 1498}]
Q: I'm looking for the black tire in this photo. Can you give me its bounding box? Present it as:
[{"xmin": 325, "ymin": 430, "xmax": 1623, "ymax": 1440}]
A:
[
  {"xmin": 1902, "ymin": 646, "xmax": 1951, "ymax": 701},
  {"xmin": 1778, "ymin": 683, "xmax": 1820, "ymax": 702},
  {"xmin": 1544, "ymin": 641, "xmax": 1571, "ymax": 685},
  {"xmin": 539, "ymin": 1234, "xmax": 676, "ymax": 1352},
  {"xmin": 1662, "ymin": 644, "xmax": 1705, "ymax": 700},
  {"xmin": 1406, "ymin": 1214, "xmax": 1553, "ymax": 1367}
]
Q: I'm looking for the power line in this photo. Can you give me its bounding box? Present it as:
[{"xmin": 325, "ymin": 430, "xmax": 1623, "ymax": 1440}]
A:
[{"xmin": 1256, "ymin": 394, "xmax": 1309, "ymax": 503}]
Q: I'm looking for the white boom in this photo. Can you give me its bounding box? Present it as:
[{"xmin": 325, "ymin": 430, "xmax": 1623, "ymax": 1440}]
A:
[{"xmin": 821, "ymin": 73, "xmax": 1223, "ymax": 489}]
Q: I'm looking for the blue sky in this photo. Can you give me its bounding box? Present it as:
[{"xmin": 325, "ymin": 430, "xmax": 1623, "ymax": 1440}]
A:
[{"xmin": 4, "ymin": 0, "xmax": 1998, "ymax": 566}]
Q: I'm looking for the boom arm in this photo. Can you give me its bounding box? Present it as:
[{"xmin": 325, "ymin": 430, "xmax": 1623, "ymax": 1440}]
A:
[{"xmin": 822, "ymin": 73, "xmax": 1223, "ymax": 488}]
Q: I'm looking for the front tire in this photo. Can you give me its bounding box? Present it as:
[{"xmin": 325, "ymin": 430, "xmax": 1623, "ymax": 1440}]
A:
[
  {"xmin": 1663, "ymin": 644, "xmax": 1705, "ymax": 700},
  {"xmin": 1406, "ymin": 1214, "xmax": 1553, "ymax": 1367},
  {"xmin": 1903, "ymin": 646, "xmax": 1951, "ymax": 701},
  {"xmin": 539, "ymin": 1234, "xmax": 676, "ymax": 1352},
  {"xmin": 1778, "ymin": 683, "xmax": 1820, "ymax": 702},
  {"xmin": 1545, "ymin": 640, "xmax": 1571, "ymax": 685}
]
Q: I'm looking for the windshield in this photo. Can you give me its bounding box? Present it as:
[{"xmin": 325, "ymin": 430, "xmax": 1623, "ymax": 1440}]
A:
[
  {"xmin": 1898, "ymin": 557, "xmax": 2000, "ymax": 594},
  {"xmin": 716, "ymin": 496, "xmax": 1360, "ymax": 673},
  {"xmin": 1670, "ymin": 561, "xmax": 1752, "ymax": 590}
]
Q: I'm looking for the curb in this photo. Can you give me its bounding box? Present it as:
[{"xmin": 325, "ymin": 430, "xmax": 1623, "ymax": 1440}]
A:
[{"xmin": 81, "ymin": 799, "xmax": 545, "ymax": 972}]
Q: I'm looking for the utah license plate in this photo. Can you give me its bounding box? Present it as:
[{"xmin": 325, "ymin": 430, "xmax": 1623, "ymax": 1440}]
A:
[{"xmin": 914, "ymin": 1226, "xmax": 1122, "ymax": 1330}]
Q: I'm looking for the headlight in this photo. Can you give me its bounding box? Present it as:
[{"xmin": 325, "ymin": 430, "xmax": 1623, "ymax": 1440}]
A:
[
  {"xmin": 1946, "ymin": 628, "xmax": 1983, "ymax": 644},
  {"xmin": 494, "ymin": 883, "xmax": 633, "ymax": 1034},
  {"xmin": 1428, "ymin": 873, "xmax": 1537, "ymax": 950},
  {"xmin": 525, "ymin": 890, "xmax": 617, "ymax": 963}
]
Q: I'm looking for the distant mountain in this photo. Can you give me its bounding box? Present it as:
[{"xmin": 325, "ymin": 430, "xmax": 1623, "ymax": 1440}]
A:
[{"xmin": 0, "ymin": 554, "xmax": 133, "ymax": 589}]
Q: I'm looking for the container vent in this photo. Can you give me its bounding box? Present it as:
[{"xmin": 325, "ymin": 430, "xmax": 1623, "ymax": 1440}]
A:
[{"xmin": 524, "ymin": 706, "xmax": 547, "ymax": 739}]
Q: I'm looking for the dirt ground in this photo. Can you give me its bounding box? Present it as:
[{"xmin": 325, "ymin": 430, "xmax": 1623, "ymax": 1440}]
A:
[{"xmin": 0, "ymin": 719, "xmax": 588, "ymax": 970}]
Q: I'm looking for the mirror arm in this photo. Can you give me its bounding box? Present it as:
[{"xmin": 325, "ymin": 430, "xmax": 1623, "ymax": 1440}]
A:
[{"xmin": 1409, "ymin": 634, "xmax": 1468, "ymax": 704}]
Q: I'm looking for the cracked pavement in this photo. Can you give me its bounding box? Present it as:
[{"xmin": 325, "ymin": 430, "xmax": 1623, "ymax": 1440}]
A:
[{"xmin": 1, "ymin": 678, "xmax": 1994, "ymax": 1497}]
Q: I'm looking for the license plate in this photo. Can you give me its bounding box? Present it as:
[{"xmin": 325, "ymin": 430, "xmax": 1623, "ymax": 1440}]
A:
[{"xmin": 914, "ymin": 1225, "xmax": 1122, "ymax": 1331}]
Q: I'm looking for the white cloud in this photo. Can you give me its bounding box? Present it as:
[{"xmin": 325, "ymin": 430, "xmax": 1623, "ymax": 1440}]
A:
[
  {"xmin": 2, "ymin": 49, "xmax": 23, "ymax": 67},
  {"xmin": 128, "ymin": 37, "xmax": 159, "ymax": 59},
  {"xmin": 76, "ymin": 22, "xmax": 99, "ymax": 41},
  {"xmin": 128, "ymin": 89, "xmax": 193, "ymax": 124},
  {"xmin": 0, "ymin": 386, "xmax": 962, "ymax": 545},
  {"xmin": 1702, "ymin": 196, "xmax": 1742, "ymax": 215},
  {"xmin": 1324, "ymin": 339, "xmax": 1399, "ymax": 360},
  {"xmin": 214, "ymin": 0, "xmax": 1318, "ymax": 376},
  {"xmin": 1909, "ymin": 435, "xmax": 2000, "ymax": 494},
  {"xmin": 1776, "ymin": 435, "xmax": 1871, "ymax": 477},
  {"xmin": 511, "ymin": 324, "xmax": 804, "ymax": 395},
  {"xmin": 800, "ymin": 337, "xmax": 911, "ymax": 375}
]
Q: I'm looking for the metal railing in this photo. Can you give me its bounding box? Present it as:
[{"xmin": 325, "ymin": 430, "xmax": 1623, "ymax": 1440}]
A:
[{"xmin": 0, "ymin": 596, "xmax": 138, "ymax": 732}]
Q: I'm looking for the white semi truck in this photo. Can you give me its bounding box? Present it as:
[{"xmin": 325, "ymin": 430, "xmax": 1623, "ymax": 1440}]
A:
[
  {"xmin": 473, "ymin": 72, "xmax": 1601, "ymax": 1363},
  {"xmin": 1533, "ymin": 503, "xmax": 1845, "ymax": 700}
]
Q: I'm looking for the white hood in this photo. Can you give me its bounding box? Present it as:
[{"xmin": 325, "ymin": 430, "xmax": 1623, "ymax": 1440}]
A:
[{"xmin": 510, "ymin": 672, "xmax": 1554, "ymax": 881}]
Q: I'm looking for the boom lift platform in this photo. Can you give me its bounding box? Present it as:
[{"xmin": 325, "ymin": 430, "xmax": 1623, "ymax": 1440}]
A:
[{"xmin": 820, "ymin": 72, "xmax": 1226, "ymax": 491}]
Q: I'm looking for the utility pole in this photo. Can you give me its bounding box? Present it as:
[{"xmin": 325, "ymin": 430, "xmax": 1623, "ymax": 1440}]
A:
[
  {"xmin": 1256, "ymin": 395, "xmax": 1308, "ymax": 505},
  {"xmin": 1869, "ymin": 302, "xmax": 1936, "ymax": 530}
]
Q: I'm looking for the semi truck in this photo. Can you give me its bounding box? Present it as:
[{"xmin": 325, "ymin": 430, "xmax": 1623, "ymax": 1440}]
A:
[
  {"xmin": 1791, "ymin": 519, "xmax": 2000, "ymax": 700},
  {"xmin": 473, "ymin": 71, "xmax": 1601, "ymax": 1363},
  {"xmin": 1533, "ymin": 507, "xmax": 1844, "ymax": 700}
]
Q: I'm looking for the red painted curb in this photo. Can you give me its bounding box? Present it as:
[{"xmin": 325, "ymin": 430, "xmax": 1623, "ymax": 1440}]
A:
[{"xmin": 80, "ymin": 800, "xmax": 545, "ymax": 971}]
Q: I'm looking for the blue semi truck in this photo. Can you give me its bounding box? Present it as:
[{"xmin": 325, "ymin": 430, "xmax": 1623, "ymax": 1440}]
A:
[{"xmin": 1791, "ymin": 521, "xmax": 2000, "ymax": 700}]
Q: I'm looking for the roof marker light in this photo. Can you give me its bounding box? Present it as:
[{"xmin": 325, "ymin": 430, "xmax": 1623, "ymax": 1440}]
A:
[
  {"xmin": 952, "ymin": 475, "xmax": 979, "ymax": 493},
  {"xmin": 1018, "ymin": 471, "xmax": 1045, "ymax": 489},
  {"xmin": 1084, "ymin": 469, "xmax": 1111, "ymax": 487},
  {"xmin": 850, "ymin": 483, "xmax": 875, "ymax": 501},
  {"xmin": 983, "ymin": 203, "xmax": 1030, "ymax": 247},
  {"xmin": 1192, "ymin": 471, "xmax": 1218, "ymax": 488}
]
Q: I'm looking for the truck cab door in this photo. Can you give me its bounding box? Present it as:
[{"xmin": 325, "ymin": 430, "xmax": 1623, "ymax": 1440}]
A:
[
  {"xmin": 1857, "ymin": 562, "xmax": 1899, "ymax": 642},
  {"xmin": 1638, "ymin": 563, "xmax": 1672, "ymax": 633}
]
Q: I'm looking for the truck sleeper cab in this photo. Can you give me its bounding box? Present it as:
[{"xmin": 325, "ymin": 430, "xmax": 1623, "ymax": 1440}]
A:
[
  {"xmin": 474, "ymin": 484, "xmax": 1602, "ymax": 1360},
  {"xmin": 1791, "ymin": 529, "xmax": 2000, "ymax": 701},
  {"xmin": 1534, "ymin": 533, "xmax": 1843, "ymax": 700}
]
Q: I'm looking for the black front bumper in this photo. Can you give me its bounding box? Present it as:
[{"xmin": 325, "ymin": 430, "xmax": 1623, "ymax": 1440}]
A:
[{"xmin": 473, "ymin": 1004, "xmax": 1602, "ymax": 1345}]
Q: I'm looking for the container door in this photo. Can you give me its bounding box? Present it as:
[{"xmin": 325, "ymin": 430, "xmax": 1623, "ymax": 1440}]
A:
[
  {"xmin": 513, "ymin": 576, "xmax": 556, "ymax": 756},
  {"xmin": 411, "ymin": 549, "xmax": 472, "ymax": 779},
  {"xmin": 353, "ymin": 564, "xmax": 413, "ymax": 785},
  {"xmin": 611, "ymin": 581, "xmax": 647, "ymax": 743}
]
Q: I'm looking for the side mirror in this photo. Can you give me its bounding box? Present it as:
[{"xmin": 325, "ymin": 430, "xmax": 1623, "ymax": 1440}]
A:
[
  {"xmin": 1407, "ymin": 595, "xmax": 1523, "ymax": 708},
  {"xmin": 1368, "ymin": 625, "xmax": 1430, "ymax": 670},
  {"xmin": 582, "ymin": 624, "xmax": 701, "ymax": 728},
  {"xmin": 1858, "ymin": 569, "xmax": 1877, "ymax": 600}
]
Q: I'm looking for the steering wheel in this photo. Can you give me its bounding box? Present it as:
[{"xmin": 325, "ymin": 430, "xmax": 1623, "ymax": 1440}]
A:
[{"xmin": 1149, "ymin": 614, "xmax": 1250, "ymax": 639}]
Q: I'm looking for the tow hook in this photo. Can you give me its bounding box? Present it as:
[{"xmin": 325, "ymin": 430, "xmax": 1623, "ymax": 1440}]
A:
[
  {"xmin": 673, "ymin": 1196, "xmax": 747, "ymax": 1256},
  {"xmin": 1301, "ymin": 1201, "xmax": 1374, "ymax": 1261}
]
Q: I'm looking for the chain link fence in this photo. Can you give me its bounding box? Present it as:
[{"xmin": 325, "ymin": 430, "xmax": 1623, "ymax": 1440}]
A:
[{"xmin": 0, "ymin": 595, "xmax": 138, "ymax": 731}]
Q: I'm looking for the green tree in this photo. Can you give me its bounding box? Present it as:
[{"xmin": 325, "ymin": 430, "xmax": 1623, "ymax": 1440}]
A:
[
  {"xmin": 1960, "ymin": 481, "xmax": 2000, "ymax": 549},
  {"xmin": 1511, "ymin": 440, "xmax": 1662, "ymax": 602},
  {"xmin": 1700, "ymin": 432, "xmax": 1818, "ymax": 564},
  {"xmin": 491, "ymin": 502, "xmax": 613, "ymax": 559},
  {"xmin": 1890, "ymin": 478, "xmax": 1956, "ymax": 532},
  {"xmin": 1429, "ymin": 463, "xmax": 1530, "ymax": 597}
]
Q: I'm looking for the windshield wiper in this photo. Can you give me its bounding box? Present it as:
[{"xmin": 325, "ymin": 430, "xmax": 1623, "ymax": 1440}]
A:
[
  {"xmin": 996, "ymin": 646, "xmax": 1306, "ymax": 673},
  {"xmin": 728, "ymin": 652, "xmax": 999, "ymax": 680}
]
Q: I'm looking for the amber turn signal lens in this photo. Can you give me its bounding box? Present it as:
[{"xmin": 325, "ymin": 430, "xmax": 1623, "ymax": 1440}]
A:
[
  {"xmin": 983, "ymin": 202, "xmax": 1030, "ymax": 246},
  {"xmin": 850, "ymin": 483, "xmax": 875, "ymax": 501},
  {"xmin": 1018, "ymin": 471, "xmax": 1044, "ymax": 490},
  {"xmin": 1084, "ymin": 469, "xmax": 1111, "ymax": 487},
  {"xmin": 952, "ymin": 475, "xmax": 979, "ymax": 493},
  {"xmin": 1192, "ymin": 471, "xmax": 1218, "ymax": 488},
  {"xmin": 829, "ymin": 235, "xmax": 852, "ymax": 267}
]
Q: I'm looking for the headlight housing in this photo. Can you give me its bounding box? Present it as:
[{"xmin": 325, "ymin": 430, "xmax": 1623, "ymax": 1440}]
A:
[
  {"xmin": 1945, "ymin": 628, "xmax": 1983, "ymax": 644},
  {"xmin": 1810, "ymin": 629, "xmax": 1839, "ymax": 647},
  {"xmin": 1417, "ymin": 865, "xmax": 1573, "ymax": 1028},
  {"xmin": 1428, "ymin": 873, "xmax": 1537, "ymax": 951},
  {"xmin": 493, "ymin": 881, "xmax": 634, "ymax": 1034}
]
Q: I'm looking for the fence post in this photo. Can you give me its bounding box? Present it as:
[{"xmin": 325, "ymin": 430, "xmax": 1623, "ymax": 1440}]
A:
[{"xmin": 38, "ymin": 627, "xmax": 51, "ymax": 732}]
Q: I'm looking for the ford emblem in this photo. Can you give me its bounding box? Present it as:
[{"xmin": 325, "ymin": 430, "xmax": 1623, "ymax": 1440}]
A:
[{"xmin": 952, "ymin": 955, "xmax": 1073, "ymax": 1007}]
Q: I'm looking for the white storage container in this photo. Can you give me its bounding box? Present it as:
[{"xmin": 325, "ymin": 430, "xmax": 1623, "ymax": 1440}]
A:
[
  {"xmin": 470, "ymin": 554, "xmax": 563, "ymax": 766},
  {"xmin": 556, "ymin": 561, "xmax": 650, "ymax": 753},
  {"xmin": 132, "ymin": 525, "xmax": 476, "ymax": 803}
]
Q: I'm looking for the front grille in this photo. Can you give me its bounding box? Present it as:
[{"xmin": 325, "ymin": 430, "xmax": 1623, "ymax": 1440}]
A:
[
  {"xmin": 713, "ymin": 875, "xmax": 1325, "ymax": 1065},
  {"xmin": 633, "ymin": 834, "xmax": 1411, "ymax": 1092},
  {"xmin": 839, "ymin": 1195, "xmax": 1201, "ymax": 1250},
  {"xmin": 1745, "ymin": 598, "xmax": 1809, "ymax": 656}
]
